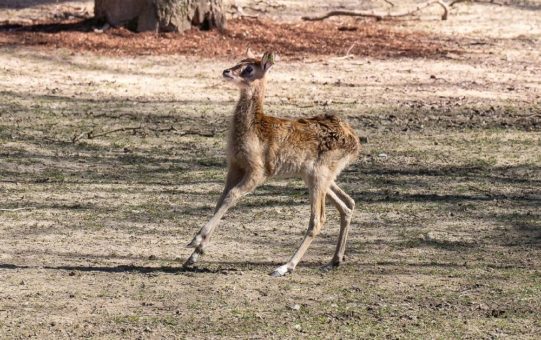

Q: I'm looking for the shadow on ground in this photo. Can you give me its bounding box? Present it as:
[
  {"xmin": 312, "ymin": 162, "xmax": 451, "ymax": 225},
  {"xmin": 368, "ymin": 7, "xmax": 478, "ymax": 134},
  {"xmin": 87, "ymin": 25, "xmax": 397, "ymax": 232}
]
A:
[{"xmin": 1, "ymin": 85, "xmax": 539, "ymax": 279}]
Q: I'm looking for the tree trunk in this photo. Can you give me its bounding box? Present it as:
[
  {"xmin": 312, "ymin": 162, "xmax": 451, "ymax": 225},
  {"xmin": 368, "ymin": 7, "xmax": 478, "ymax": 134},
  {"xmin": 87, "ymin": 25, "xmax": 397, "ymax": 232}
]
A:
[{"xmin": 94, "ymin": 0, "xmax": 226, "ymax": 33}]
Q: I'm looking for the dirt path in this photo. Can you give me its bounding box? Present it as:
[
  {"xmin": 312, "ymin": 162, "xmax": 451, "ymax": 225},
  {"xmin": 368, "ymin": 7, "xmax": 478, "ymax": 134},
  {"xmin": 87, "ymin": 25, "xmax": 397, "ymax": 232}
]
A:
[{"xmin": 0, "ymin": 1, "xmax": 540, "ymax": 338}]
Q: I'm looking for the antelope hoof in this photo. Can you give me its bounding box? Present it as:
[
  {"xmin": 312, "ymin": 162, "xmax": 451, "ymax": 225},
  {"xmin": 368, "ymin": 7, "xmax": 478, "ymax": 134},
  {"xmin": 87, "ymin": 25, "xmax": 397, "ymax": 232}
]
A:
[
  {"xmin": 182, "ymin": 258, "xmax": 196, "ymax": 268},
  {"xmin": 182, "ymin": 252, "xmax": 200, "ymax": 268},
  {"xmin": 270, "ymin": 264, "xmax": 291, "ymax": 277},
  {"xmin": 187, "ymin": 235, "xmax": 203, "ymax": 248},
  {"xmin": 320, "ymin": 260, "xmax": 343, "ymax": 272}
]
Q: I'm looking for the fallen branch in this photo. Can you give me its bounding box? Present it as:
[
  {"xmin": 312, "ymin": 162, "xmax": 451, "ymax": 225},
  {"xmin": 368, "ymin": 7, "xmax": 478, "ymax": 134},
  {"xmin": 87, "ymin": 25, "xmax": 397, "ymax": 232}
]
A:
[
  {"xmin": 72, "ymin": 125, "xmax": 219, "ymax": 143},
  {"xmin": 448, "ymin": 0, "xmax": 504, "ymax": 6},
  {"xmin": 0, "ymin": 207, "xmax": 35, "ymax": 212},
  {"xmin": 302, "ymin": 0, "xmax": 449, "ymax": 21}
]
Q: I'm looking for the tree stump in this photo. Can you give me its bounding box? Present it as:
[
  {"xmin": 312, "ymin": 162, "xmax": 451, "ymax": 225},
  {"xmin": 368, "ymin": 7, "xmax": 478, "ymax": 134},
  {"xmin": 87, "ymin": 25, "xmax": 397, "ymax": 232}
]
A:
[{"xmin": 94, "ymin": 0, "xmax": 226, "ymax": 32}]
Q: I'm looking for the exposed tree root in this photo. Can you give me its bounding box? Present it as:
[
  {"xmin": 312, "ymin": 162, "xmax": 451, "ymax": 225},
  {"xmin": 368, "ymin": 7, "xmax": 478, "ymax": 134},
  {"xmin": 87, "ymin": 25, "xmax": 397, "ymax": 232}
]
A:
[{"xmin": 302, "ymin": 0, "xmax": 449, "ymax": 21}]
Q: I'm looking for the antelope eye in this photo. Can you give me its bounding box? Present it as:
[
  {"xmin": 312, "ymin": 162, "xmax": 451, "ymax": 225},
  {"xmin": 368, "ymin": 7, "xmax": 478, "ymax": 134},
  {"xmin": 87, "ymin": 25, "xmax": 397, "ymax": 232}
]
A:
[{"xmin": 243, "ymin": 65, "xmax": 254, "ymax": 75}]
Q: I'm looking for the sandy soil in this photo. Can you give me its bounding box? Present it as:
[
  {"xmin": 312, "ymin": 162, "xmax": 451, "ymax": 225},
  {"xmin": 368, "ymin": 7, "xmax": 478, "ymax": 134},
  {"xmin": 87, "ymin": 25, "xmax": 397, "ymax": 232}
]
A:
[{"xmin": 0, "ymin": 1, "xmax": 540, "ymax": 338}]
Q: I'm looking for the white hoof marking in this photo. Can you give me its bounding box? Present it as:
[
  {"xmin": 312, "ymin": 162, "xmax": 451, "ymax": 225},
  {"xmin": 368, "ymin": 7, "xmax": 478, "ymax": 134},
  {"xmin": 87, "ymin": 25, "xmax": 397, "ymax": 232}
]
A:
[{"xmin": 271, "ymin": 264, "xmax": 289, "ymax": 277}]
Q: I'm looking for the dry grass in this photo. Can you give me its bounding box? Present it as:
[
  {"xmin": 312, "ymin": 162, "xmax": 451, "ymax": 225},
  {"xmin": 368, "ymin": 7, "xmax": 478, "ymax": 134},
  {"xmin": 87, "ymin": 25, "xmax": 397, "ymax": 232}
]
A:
[{"xmin": 0, "ymin": 0, "xmax": 540, "ymax": 338}]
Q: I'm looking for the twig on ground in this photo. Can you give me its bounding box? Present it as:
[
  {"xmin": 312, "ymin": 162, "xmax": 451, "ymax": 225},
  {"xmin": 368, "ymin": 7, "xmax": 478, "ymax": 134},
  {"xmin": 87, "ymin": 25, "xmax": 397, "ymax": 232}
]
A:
[
  {"xmin": 287, "ymin": 102, "xmax": 316, "ymax": 108},
  {"xmin": 255, "ymin": 0, "xmax": 286, "ymax": 9},
  {"xmin": 72, "ymin": 126, "xmax": 144, "ymax": 142},
  {"xmin": 380, "ymin": 0, "xmax": 395, "ymax": 7},
  {"xmin": 302, "ymin": 0, "xmax": 449, "ymax": 21},
  {"xmin": 448, "ymin": 0, "xmax": 505, "ymax": 6},
  {"xmin": 72, "ymin": 125, "xmax": 219, "ymax": 143},
  {"xmin": 176, "ymin": 129, "xmax": 222, "ymax": 137},
  {"xmin": 330, "ymin": 42, "xmax": 358, "ymax": 60},
  {"xmin": 0, "ymin": 207, "xmax": 35, "ymax": 212},
  {"xmin": 345, "ymin": 42, "xmax": 358, "ymax": 56}
]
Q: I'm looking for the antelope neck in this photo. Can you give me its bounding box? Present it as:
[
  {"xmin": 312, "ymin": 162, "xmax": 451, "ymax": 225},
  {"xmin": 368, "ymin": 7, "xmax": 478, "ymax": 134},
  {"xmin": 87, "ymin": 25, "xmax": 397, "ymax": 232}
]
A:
[{"xmin": 235, "ymin": 81, "xmax": 266, "ymax": 126}]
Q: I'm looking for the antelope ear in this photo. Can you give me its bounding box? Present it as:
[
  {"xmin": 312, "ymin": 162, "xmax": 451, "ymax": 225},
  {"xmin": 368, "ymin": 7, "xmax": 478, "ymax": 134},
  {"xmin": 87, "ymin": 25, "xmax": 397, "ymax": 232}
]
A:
[
  {"xmin": 261, "ymin": 51, "xmax": 275, "ymax": 72},
  {"xmin": 245, "ymin": 47, "xmax": 255, "ymax": 59}
]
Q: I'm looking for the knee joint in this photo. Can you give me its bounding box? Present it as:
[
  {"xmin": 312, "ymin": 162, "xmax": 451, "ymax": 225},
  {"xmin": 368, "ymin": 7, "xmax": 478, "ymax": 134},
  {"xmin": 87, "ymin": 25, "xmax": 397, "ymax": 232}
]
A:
[
  {"xmin": 224, "ymin": 189, "xmax": 241, "ymax": 203},
  {"xmin": 307, "ymin": 221, "xmax": 323, "ymax": 237},
  {"xmin": 344, "ymin": 207, "xmax": 353, "ymax": 219},
  {"xmin": 308, "ymin": 229, "xmax": 320, "ymax": 237}
]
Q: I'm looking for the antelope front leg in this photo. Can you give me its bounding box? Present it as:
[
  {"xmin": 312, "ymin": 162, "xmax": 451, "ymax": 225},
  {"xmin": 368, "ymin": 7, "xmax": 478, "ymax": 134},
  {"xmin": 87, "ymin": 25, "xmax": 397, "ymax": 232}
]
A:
[
  {"xmin": 271, "ymin": 180, "xmax": 328, "ymax": 277},
  {"xmin": 186, "ymin": 165, "xmax": 244, "ymax": 252},
  {"xmin": 183, "ymin": 171, "xmax": 262, "ymax": 268}
]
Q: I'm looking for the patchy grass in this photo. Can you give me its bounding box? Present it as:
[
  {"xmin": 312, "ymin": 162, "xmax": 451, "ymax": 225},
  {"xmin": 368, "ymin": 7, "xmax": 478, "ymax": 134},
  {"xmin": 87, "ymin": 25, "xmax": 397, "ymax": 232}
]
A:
[
  {"xmin": 1, "ymin": 72, "xmax": 539, "ymax": 337},
  {"xmin": 1, "ymin": 2, "xmax": 540, "ymax": 336}
]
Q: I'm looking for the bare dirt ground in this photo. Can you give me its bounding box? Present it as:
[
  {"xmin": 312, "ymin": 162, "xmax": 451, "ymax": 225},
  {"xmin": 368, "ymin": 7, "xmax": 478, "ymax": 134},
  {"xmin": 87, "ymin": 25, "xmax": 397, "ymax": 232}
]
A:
[{"xmin": 0, "ymin": 1, "xmax": 540, "ymax": 338}]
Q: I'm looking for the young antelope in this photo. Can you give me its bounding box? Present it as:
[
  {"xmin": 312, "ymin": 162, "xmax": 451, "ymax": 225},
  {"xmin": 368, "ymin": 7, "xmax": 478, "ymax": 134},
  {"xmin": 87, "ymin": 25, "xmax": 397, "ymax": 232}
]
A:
[{"xmin": 184, "ymin": 50, "xmax": 361, "ymax": 276}]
